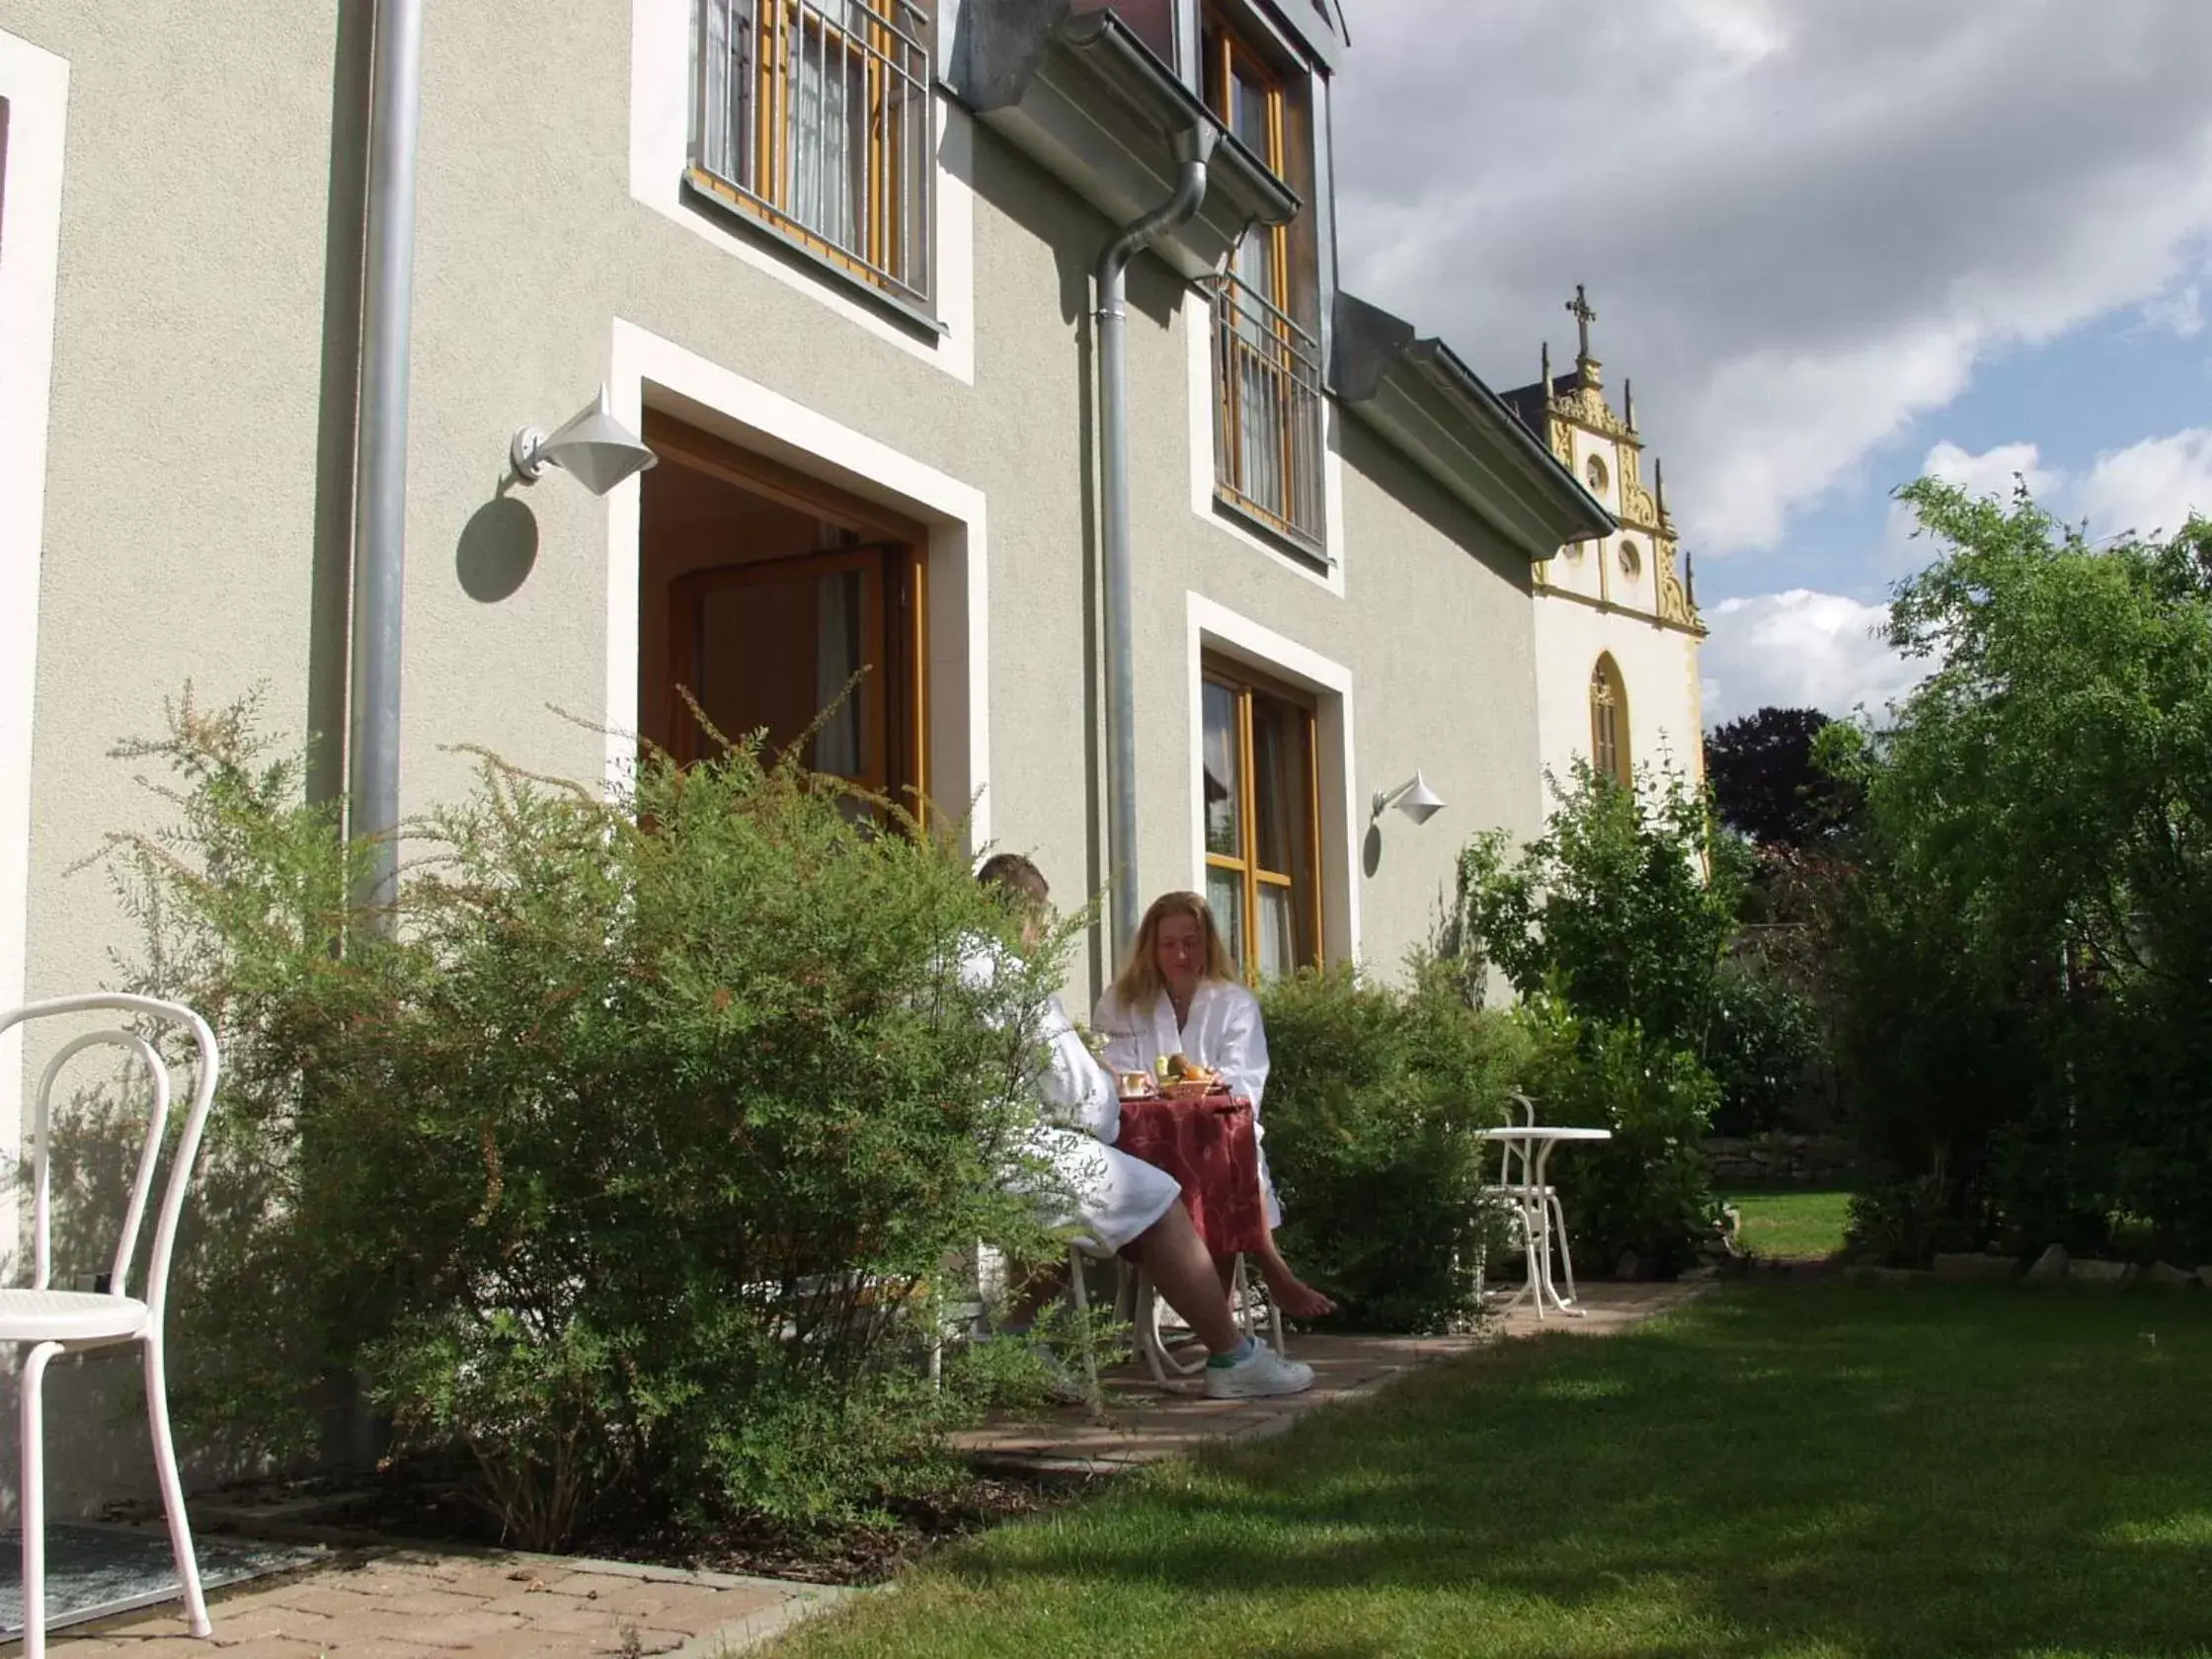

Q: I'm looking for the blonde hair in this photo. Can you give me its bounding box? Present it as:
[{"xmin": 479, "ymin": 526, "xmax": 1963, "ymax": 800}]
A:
[{"xmin": 1113, "ymin": 891, "xmax": 1237, "ymax": 1012}]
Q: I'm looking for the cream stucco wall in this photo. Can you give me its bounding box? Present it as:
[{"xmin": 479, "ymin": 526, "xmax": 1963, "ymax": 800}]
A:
[
  {"xmin": 5, "ymin": 0, "xmax": 1546, "ymax": 1507},
  {"xmin": 1533, "ymin": 594, "xmax": 1703, "ymax": 803}
]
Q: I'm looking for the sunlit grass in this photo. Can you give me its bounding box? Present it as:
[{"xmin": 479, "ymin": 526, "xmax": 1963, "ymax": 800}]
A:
[
  {"xmin": 772, "ymin": 1284, "xmax": 2212, "ymax": 1658},
  {"xmin": 1724, "ymin": 1186, "xmax": 1853, "ymax": 1260}
]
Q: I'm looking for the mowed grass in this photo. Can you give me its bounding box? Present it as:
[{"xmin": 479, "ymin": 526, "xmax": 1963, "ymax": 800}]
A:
[
  {"xmin": 1724, "ymin": 1186, "xmax": 1854, "ymax": 1260},
  {"xmin": 772, "ymin": 1285, "xmax": 2212, "ymax": 1659}
]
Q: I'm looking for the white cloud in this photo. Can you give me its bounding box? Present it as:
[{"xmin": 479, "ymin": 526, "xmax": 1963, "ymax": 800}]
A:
[
  {"xmin": 1700, "ymin": 591, "xmax": 1927, "ymax": 725},
  {"xmin": 2139, "ymin": 281, "xmax": 2206, "ymax": 340},
  {"xmin": 2074, "ymin": 428, "xmax": 2212, "ymax": 541},
  {"xmin": 1922, "ymin": 439, "xmax": 2060, "ymax": 503},
  {"xmin": 1331, "ymin": 0, "xmax": 2212, "ymax": 558}
]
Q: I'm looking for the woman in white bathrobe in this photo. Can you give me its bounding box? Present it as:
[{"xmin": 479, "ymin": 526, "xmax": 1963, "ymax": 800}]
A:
[{"xmin": 1094, "ymin": 892, "xmax": 1337, "ymax": 1318}]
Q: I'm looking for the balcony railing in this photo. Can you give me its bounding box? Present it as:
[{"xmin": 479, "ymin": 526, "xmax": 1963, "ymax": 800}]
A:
[
  {"xmin": 1209, "ymin": 271, "xmax": 1326, "ymax": 558},
  {"xmin": 690, "ymin": 0, "xmax": 933, "ymax": 309}
]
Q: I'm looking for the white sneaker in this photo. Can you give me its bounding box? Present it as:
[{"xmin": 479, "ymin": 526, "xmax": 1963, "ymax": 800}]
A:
[{"xmin": 1202, "ymin": 1340, "xmax": 1314, "ymax": 1400}]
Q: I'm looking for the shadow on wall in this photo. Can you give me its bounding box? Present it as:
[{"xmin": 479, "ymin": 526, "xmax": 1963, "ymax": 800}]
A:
[{"xmin": 456, "ymin": 495, "xmax": 540, "ymax": 603}]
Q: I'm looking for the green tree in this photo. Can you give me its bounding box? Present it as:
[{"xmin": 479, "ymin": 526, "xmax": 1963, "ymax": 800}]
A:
[
  {"xmin": 1827, "ymin": 479, "xmax": 2212, "ymax": 1261},
  {"xmin": 1448, "ymin": 761, "xmax": 1740, "ymax": 1055},
  {"xmin": 1445, "ymin": 763, "xmax": 1738, "ymax": 1269},
  {"xmin": 1705, "ymin": 706, "xmax": 1855, "ymax": 848}
]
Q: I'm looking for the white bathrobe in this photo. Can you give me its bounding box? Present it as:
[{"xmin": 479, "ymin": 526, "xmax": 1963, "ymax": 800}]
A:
[
  {"xmin": 1092, "ymin": 978, "xmax": 1282, "ymax": 1227},
  {"xmin": 957, "ymin": 938, "xmax": 1178, "ymax": 1253}
]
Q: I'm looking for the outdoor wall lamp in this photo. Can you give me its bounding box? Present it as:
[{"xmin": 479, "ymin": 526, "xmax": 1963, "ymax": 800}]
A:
[
  {"xmin": 1372, "ymin": 771, "xmax": 1447, "ymax": 827},
  {"xmin": 510, "ymin": 386, "xmax": 659, "ymax": 497}
]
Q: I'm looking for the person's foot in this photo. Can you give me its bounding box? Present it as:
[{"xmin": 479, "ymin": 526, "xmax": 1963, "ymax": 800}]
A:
[
  {"xmin": 1258, "ymin": 1266, "xmax": 1338, "ymax": 1319},
  {"xmin": 1202, "ymin": 1338, "xmax": 1314, "ymax": 1400}
]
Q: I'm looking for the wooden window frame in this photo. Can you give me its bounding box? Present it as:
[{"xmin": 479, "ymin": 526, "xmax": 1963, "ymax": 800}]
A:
[
  {"xmin": 1201, "ymin": 11, "xmax": 1325, "ymax": 554},
  {"xmin": 1203, "ymin": 660, "xmax": 1324, "ymax": 981},
  {"xmin": 688, "ymin": 0, "xmax": 935, "ymax": 309},
  {"xmin": 644, "ymin": 415, "xmax": 931, "ymax": 825},
  {"xmin": 1590, "ymin": 654, "xmax": 1630, "ymax": 787}
]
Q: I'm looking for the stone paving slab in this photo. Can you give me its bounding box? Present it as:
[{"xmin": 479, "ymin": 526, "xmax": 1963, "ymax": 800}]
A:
[
  {"xmin": 955, "ymin": 1280, "xmax": 1706, "ymax": 1471},
  {"xmin": 46, "ymin": 1545, "xmax": 854, "ymax": 1658}
]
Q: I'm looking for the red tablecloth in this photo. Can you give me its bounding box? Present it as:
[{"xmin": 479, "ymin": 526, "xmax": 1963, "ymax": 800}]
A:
[{"xmin": 1116, "ymin": 1093, "xmax": 1268, "ymax": 1258}]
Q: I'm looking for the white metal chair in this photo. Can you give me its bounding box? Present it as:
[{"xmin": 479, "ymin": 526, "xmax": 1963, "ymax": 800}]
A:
[
  {"xmin": 1474, "ymin": 1092, "xmax": 1579, "ymax": 1314},
  {"xmin": 0, "ymin": 994, "xmax": 220, "ymax": 1656},
  {"xmin": 1120, "ymin": 1256, "xmax": 1283, "ymax": 1384}
]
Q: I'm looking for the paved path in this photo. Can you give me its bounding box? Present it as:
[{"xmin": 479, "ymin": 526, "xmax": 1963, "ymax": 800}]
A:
[
  {"xmin": 957, "ymin": 1280, "xmax": 1704, "ymax": 1471},
  {"xmin": 51, "ymin": 1281, "xmax": 1701, "ymax": 1656},
  {"xmin": 47, "ymin": 1550, "xmax": 854, "ymax": 1657}
]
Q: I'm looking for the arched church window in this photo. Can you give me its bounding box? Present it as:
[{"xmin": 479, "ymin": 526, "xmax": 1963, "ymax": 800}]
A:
[{"xmin": 1589, "ymin": 654, "xmax": 1630, "ymax": 786}]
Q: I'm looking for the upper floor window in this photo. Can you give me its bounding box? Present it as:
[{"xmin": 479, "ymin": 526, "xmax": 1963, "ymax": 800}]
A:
[
  {"xmin": 1202, "ymin": 11, "xmax": 1325, "ymax": 559},
  {"xmin": 1590, "ymin": 654, "xmax": 1630, "ymax": 787},
  {"xmin": 690, "ymin": 0, "xmax": 934, "ymax": 310}
]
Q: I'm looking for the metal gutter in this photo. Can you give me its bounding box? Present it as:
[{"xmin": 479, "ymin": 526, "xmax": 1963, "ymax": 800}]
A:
[
  {"xmin": 349, "ymin": 0, "xmax": 425, "ymax": 916},
  {"xmin": 1096, "ymin": 124, "xmax": 1218, "ymax": 962}
]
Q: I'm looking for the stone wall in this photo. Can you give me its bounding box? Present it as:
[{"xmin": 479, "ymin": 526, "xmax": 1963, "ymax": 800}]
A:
[{"xmin": 1707, "ymin": 1134, "xmax": 1859, "ymax": 1188}]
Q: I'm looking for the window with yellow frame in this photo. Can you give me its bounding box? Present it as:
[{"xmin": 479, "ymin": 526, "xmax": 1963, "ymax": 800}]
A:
[
  {"xmin": 688, "ymin": 0, "xmax": 934, "ymax": 309},
  {"xmin": 1200, "ymin": 10, "xmax": 1326, "ymax": 553},
  {"xmin": 1202, "ymin": 663, "xmax": 1323, "ymax": 982},
  {"xmin": 1590, "ymin": 654, "xmax": 1630, "ymax": 786}
]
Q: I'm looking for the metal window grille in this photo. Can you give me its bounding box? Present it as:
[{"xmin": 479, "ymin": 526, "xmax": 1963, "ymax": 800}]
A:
[
  {"xmin": 1209, "ymin": 270, "xmax": 1326, "ymax": 557},
  {"xmin": 691, "ymin": 0, "xmax": 933, "ymax": 308}
]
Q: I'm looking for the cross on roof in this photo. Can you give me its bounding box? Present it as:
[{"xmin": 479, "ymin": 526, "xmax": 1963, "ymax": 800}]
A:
[{"xmin": 1566, "ymin": 284, "xmax": 1597, "ymax": 362}]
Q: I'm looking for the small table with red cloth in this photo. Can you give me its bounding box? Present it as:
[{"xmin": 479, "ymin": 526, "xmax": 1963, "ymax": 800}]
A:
[{"xmin": 1114, "ymin": 1092, "xmax": 1268, "ymax": 1257}]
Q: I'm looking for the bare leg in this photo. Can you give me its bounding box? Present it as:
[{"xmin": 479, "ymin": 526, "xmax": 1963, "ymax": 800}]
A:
[
  {"xmin": 1252, "ymin": 1224, "xmax": 1338, "ymax": 1319},
  {"xmin": 1127, "ymin": 1202, "xmax": 1241, "ymax": 1355}
]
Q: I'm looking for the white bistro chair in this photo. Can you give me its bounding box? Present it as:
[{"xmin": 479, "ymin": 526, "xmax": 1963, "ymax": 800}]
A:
[
  {"xmin": 0, "ymin": 994, "xmax": 220, "ymax": 1656},
  {"xmin": 1474, "ymin": 1091, "xmax": 1580, "ymax": 1314}
]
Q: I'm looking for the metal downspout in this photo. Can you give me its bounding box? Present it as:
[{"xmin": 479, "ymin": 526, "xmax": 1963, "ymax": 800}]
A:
[
  {"xmin": 349, "ymin": 0, "xmax": 427, "ymax": 916},
  {"xmin": 1095, "ymin": 127, "xmax": 1217, "ymax": 961}
]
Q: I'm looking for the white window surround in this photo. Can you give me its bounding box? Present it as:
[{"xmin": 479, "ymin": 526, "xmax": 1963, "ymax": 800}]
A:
[
  {"xmin": 1182, "ymin": 285, "xmax": 1346, "ymax": 596},
  {"xmin": 0, "ymin": 31, "xmax": 69, "ymax": 1162},
  {"xmin": 604, "ymin": 318, "xmax": 991, "ymax": 848},
  {"xmin": 628, "ymin": 0, "xmax": 976, "ymax": 384},
  {"xmin": 1185, "ymin": 592, "xmax": 1359, "ymax": 966}
]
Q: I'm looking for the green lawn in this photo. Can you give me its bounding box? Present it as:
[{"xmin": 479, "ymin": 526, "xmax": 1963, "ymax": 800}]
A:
[
  {"xmin": 772, "ymin": 1285, "xmax": 2212, "ymax": 1658},
  {"xmin": 1723, "ymin": 1186, "xmax": 1854, "ymax": 1260}
]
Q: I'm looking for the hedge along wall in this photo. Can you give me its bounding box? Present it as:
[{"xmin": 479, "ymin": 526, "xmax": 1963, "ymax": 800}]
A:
[{"xmin": 1707, "ymin": 1134, "xmax": 1860, "ymax": 1188}]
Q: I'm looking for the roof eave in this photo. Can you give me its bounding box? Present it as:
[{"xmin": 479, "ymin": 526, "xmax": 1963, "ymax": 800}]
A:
[
  {"xmin": 956, "ymin": 4, "xmax": 1300, "ymax": 279},
  {"xmin": 1330, "ymin": 292, "xmax": 1616, "ymax": 559}
]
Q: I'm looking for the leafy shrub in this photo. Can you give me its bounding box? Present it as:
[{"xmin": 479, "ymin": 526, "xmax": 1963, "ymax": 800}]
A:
[
  {"xmin": 1514, "ymin": 994, "xmax": 1719, "ymax": 1276},
  {"xmin": 1446, "ymin": 761, "xmax": 1739, "ymax": 1052},
  {"xmin": 1703, "ymin": 958, "xmax": 1823, "ymax": 1138},
  {"xmin": 1443, "ymin": 763, "xmax": 1731, "ymax": 1272},
  {"xmin": 105, "ymin": 691, "xmax": 1069, "ymax": 1546},
  {"xmin": 1259, "ymin": 960, "xmax": 1527, "ymax": 1332}
]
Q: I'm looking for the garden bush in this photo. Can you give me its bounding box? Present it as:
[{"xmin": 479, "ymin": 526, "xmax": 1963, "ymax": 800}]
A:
[
  {"xmin": 1703, "ymin": 957, "xmax": 1824, "ymax": 1138},
  {"xmin": 102, "ymin": 691, "xmax": 1071, "ymax": 1546},
  {"xmin": 1259, "ymin": 960, "xmax": 1527, "ymax": 1332},
  {"xmin": 1442, "ymin": 762, "xmax": 1729, "ymax": 1272},
  {"xmin": 1822, "ymin": 484, "xmax": 2212, "ymax": 1265},
  {"xmin": 1514, "ymin": 993, "xmax": 1719, "ymax": 1275}
]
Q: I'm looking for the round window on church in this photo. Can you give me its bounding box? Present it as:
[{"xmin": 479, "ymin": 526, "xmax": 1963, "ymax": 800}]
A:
[
  {"xmin": 1585, "ymin": 454, "xmax": 1610, "ymax": 495},
  {"xmin": 1620, "ymin": 538, "xmax": 1642, "ymax": 578}
]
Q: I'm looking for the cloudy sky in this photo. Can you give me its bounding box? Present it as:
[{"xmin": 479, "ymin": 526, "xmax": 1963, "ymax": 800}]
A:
[{"xmin": 1327, "ymin": 0, "xmax": 2212, "ymax": 725}]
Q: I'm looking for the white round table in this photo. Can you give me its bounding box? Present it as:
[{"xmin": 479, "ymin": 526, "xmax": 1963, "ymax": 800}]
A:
[{"xmin": 1474, "ymin": 1125, "xmax": 1612, "ymax": 1318}]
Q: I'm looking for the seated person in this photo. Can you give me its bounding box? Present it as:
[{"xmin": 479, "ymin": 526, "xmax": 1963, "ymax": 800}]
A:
[
  {"xmin": 965, "ymin": 854, "xmax": 1312, "ymax": 1400},
  {"xmin": 1093, "ymin": 892, "xmax": 1338, "ymax": 1320}
]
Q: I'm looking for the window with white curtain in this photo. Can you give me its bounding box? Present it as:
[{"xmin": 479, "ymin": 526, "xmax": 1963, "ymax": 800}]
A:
[{"xmin": 689, "ymin": 0, "xmax": 933, "ymax": 308}]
